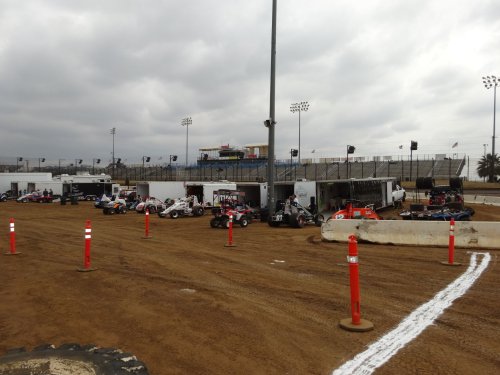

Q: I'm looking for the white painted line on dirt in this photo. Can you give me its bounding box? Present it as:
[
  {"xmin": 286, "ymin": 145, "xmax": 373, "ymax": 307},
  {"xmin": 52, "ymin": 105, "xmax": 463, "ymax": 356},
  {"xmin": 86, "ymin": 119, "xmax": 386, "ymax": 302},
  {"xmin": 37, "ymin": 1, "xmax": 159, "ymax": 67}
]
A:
[{"xmin": 331, "ymin": 252, "xmax": 491, "ymax": 375}]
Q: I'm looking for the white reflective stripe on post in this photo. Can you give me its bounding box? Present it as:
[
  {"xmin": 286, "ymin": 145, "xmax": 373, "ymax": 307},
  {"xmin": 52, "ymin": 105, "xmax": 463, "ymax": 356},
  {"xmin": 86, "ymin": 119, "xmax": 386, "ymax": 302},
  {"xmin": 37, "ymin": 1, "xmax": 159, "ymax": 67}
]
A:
[
  {"xmin": 347, "ymin": 255, "xmax": 358, "ymax": 264},
  {"xmin": 85, "ymin": 235, "xmax": 91, "ymax": 239},
  {"xmin": 85, "ymin": 229, "xmax": 91, "ymax": 233},
  {"xmin": 10, "ymin": 228, "xmax": 15, "ymax": 232}
]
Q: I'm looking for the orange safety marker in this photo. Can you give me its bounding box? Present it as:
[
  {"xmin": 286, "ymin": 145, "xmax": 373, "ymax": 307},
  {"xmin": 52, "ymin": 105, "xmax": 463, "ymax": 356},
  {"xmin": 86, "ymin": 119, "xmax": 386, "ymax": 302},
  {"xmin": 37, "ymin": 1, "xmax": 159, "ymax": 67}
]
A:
[
  {"xmin": 224, "ymin": 213, "xmax": 236, "ymax": 247},
  {"xmin": 441, "ymin": 218, "xmax": 461, "ymax": 266},
  {"xmin": 142, "ymin": 209, "xmax": 152, "ymax": 239},
  {"xmin": 339, "ymin": 235, "xmax": 373, "ymax": 332},
  {"xmin": 4, "ymin": 218, "xmax": 21, "ymax": 255},
  {"xmin": 78, "ymin": 220, "xmax": 97, "ymax": 272}
]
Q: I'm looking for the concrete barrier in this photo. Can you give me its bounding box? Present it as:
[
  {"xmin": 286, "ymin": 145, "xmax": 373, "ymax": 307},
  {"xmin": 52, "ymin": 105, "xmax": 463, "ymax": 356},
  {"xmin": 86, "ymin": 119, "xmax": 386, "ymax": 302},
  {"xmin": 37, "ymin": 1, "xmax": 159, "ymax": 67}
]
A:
[
  {"xmin": 321, "ymin": 219, "xmax": 500, "ymax": 249},
  {"xmin": 463, "ymin": 194, "xmax": 500, "ymax": 206},
  {"xmin": 408, "ymin": 193, "xmax": 500, "ymax": 206}
]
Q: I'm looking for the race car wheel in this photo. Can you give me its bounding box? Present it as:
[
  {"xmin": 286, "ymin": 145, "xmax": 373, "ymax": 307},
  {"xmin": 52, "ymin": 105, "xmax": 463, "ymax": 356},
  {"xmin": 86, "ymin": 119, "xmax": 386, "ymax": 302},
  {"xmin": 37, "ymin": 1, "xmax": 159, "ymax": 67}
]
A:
[
  {"xmin": 240, "ymin": 217, "xmax": 249, "ymax": 228},
  {"xmin": 194, "ymin": 206, "xmax": 204, "ymax": 216},
  {"xmin": 170, "ymin": 211, "xmax": 180, "ymax": 219},
  {"xmin": 210, "ymin": 218, "xmax": 219, "ymax": 228},
  {"xmin": 315, "ymin": 214, "xmax": 325, "ymax": 226},
  {"xmin": 108, "ymin": 208, "xmax": 115, "ymax": 215},
  {"xmin": 0, "ymin": 343, "xmax": 149, "ymax": 375},
  {"xmin": 297, "ymin": 214, "xmax": 306, "ymax": 228}
]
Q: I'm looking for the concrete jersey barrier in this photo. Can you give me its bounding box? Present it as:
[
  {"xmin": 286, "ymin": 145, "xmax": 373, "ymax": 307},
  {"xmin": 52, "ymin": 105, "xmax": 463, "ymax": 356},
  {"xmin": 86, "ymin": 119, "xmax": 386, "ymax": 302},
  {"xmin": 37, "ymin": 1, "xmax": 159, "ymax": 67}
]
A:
[{"xmin": 321, "ymin": 219, "xmax": 500, "ymax": 249}]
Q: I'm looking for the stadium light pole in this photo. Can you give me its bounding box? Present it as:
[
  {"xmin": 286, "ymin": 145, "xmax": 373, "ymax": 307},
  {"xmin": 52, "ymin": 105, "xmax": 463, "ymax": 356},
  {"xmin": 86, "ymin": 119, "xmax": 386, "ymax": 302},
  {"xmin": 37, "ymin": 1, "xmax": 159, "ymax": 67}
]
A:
[
  {"xmin": 482, "ymin": 76, "xmax": 498, "ymax": 182},
  {"xmin": 290, "ymin": 101, "xmax": 309, "ymax": 164},
  {"xmin": 92, "ymin": 158, "xmax": 101, "ymax": 175},
  {"xmin": 38, "ymin": 158, "xmax": 45, "ymax": 172},
  {"xmin": 346, "ymin": 145, "xmax": 355, "ymax": 178},
  {"xmin": 16, "ymin": 157, "xmax": 23, "ymax": 172},
  {"xmin": 181, "ymin": 117, "xmax": 192, "ymax": 167},
  {"xmin": 58, "ymin": 159, "xmax": 65, "ymax": 176},
  {"xmin": 110, "ymin": 127, "xmax": 116, "ymax": 179}
]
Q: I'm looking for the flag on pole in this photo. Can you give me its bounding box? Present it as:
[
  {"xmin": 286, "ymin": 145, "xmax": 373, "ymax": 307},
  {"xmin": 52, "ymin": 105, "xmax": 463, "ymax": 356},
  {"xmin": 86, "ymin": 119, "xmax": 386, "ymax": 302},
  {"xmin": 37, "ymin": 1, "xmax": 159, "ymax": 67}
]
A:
[{"xmin": 452, "ymin": 142, "xmax": 458, "ymax": 148}]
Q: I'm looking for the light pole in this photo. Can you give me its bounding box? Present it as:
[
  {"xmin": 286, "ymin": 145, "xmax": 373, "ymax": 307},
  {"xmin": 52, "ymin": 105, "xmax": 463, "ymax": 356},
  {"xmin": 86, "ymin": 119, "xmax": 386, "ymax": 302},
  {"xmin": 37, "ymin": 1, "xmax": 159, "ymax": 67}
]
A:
[
  {"xmin": 181, "ymin": 117, "xmax": 192, "ymax": 167},
  {"xmin": 409, "ymin": 141, "xmax": 418, "ymax": 181},
  {"xmin": 75, "ymin": 159, "xmax": 82, "ymax": 175},
  {"xmin": 483, "ymin": 143, "xmax": 488, "ymax": 182},
  {"xmin": 142, "ymin": 156, "xmax": 151, "ymax": 180},
  {"xmin": 16, "ymin": 157, "xmax": 23, "ymax": 172},
  {"xmin": 290, "ymin": 149, "xmax": 298, "ymax": 179},
  {"xmin": 290, "ymin": 101, "xmax": 309, "ymax": 164},
  {"xmin": 92, "ymin": 158, "xmax": 101, "ymax": 175},
  {"xmin": 38, "ymin": 158, "xmax": 45, "ymax": 172},
  {"xmin": 346, "ymin": 145, "xmax": 355, "ymax": 178},
  {"xmin": 58, "ymin": 159, "xmax": 65, "ymax": 176},
  {"xmin": 482, "ymin": 76, "xmax": 498, "ymax": 182},
  {"xmin": 265, "ymin": 0, "xmax": 277, "ymax": 214},
  {"xmin": 168, "ymin": 155, "xmax": 177, "ymax": 180},
  {"xmin": 110, "ymin": 127, "xmax": 116, "ymax": 179}
]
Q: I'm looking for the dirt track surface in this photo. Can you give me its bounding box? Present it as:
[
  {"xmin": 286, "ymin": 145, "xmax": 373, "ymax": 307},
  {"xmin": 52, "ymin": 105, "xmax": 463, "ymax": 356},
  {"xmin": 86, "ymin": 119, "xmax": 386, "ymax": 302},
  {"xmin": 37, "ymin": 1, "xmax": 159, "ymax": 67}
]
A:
[{"xmin": 0, "ymin": 201, "xmax": 499, "ymax": 375}]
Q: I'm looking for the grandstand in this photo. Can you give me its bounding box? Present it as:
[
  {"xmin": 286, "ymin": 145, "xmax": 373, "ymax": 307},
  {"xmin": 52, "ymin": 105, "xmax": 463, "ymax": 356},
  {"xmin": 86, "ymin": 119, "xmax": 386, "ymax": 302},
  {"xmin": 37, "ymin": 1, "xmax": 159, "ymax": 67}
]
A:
[{"xmin": 1, "ymin": 155, "xmax": 466, "ymax": 183}]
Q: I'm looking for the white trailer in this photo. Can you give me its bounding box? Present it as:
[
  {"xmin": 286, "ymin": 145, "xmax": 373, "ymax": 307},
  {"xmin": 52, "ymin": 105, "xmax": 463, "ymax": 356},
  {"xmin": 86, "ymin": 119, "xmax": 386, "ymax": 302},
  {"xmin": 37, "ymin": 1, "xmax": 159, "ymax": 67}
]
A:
[
  {"xmin": 0, "ymin": 173, "xmax": 52, "ymax": 195},
  {"xmin": 26, "ymin": 181, "xmax": 69, "ymax": 196},
  {"xmin": 294, "ymin": 180, "xmax": 317, "ymax": 208},
  {"xmin": 136, "ymin": 181, "xmax": 186, "ymax": 202}
]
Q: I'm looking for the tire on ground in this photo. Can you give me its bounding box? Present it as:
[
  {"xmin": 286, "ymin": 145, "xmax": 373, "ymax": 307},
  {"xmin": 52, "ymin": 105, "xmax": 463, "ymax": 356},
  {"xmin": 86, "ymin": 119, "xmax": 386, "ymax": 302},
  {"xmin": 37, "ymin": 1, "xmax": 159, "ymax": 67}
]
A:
[
  {"xmin": 194, "ymin": 206, "xmax": 204, "ymax": 216},
  {"xmin": 210, "ymin": 218, "xmax": 219, "ymax": 228},
  {"xmin": 314, "ymin": 214, "xmax": 325, "ymax": 227},
  {"xmin": 240, "ymin": 217, "xmax": 249, "ymax": 227},
  {"xmin": 0, "ymin": 343, "xmax": 149, "ymax": 375}
]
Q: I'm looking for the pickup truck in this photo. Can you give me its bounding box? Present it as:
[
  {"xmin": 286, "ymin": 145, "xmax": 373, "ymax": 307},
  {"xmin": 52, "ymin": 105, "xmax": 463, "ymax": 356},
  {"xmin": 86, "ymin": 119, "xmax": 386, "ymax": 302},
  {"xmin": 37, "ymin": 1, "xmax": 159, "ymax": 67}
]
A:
[{"xmin": 392, "ymin": 185, "xmax": 406, "ymax": 207}]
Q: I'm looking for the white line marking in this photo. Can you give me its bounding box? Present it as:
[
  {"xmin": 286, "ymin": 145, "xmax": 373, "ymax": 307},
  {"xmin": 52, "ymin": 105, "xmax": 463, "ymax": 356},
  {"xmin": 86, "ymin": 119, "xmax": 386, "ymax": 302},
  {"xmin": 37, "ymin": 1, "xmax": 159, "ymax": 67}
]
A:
[{"xmin": 332, "ymin": 252, "xmax": 491, "ymax": 375}]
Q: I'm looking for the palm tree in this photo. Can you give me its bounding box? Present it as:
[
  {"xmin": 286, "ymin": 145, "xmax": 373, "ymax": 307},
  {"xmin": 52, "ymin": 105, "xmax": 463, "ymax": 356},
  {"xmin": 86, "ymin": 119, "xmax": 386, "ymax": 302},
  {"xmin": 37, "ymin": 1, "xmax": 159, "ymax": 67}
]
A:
[{"xmin": 477, "ymin": 153, "xmax": 500, "ymax": 182}]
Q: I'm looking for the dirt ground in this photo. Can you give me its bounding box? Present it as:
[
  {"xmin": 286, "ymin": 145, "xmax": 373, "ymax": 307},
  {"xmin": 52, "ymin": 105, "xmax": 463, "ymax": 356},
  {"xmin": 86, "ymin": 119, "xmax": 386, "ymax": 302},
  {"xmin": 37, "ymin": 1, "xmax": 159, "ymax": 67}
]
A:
[{"xmin": 0, "ymin": 200, "xmax": 499, "ymax": 375}]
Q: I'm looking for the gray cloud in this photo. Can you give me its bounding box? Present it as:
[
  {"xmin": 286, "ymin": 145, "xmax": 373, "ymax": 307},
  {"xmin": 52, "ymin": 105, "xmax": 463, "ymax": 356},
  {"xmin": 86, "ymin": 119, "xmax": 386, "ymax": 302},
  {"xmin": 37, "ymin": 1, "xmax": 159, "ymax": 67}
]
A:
[{"xmin": 0, "ymin": 0, "xmax": 499, "ymax": 165}]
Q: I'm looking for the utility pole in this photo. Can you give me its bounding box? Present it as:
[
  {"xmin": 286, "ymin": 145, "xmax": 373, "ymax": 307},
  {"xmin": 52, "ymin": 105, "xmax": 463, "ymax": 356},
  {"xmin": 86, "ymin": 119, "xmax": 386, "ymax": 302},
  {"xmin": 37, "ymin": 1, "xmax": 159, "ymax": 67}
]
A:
[{"xmin": 266, "ymin": 0, "xmax": 277, "ymax": 215}]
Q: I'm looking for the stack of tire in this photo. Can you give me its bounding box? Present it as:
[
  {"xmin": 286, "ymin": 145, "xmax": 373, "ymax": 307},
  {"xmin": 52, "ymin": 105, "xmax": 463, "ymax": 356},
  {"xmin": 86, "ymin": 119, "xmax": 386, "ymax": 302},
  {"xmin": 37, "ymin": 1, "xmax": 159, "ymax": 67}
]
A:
[{"xmin": 0, "ymin": 343, "xmax": 149, "ymax": 374}]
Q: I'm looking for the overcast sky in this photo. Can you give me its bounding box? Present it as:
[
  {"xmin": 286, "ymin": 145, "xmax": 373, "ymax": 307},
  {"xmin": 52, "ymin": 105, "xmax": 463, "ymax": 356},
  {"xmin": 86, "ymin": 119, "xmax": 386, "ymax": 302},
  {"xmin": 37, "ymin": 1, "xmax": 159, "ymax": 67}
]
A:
[{"xmin": 1, "ymin": 0, "xmax": 499, "ymax": 166}]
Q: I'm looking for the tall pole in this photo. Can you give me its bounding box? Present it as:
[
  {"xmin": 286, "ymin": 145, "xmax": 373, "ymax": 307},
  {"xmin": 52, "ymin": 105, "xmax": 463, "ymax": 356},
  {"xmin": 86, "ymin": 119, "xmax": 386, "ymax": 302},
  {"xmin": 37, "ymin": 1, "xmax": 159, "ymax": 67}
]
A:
[
  {"xmin": 266, "ymin": 0, "xmax": 277, "ymax": 214},
  {"xmin": 483, "ymin": 143, "xmax": 488, "ymax": 182},
  {"xmin": 346, "ymin": 146, "xmax": 349, "ymax": 179},
  {"xmin": 290, "ymin": 101, "xmax": 309, "ymax": 164},
  {"xmin": 483, "ymin": 76, "xmax": 498, "ymax": 181},
  {"xmin": 181, "ymin": 117, "xmax": 192, "ymax": 167},
  {"xmin": 110, "ymin": 127, "xmax": 116, "ymax": 179}
]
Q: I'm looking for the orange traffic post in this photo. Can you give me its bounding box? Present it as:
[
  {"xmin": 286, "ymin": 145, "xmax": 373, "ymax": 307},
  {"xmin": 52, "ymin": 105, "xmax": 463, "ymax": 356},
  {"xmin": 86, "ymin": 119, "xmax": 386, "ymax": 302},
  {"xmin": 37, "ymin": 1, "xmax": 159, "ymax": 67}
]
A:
[
  {"xmin": 5, "ymin": 218, "xmax": 21, "ymax": 255},
  {"xmin": 339, "ymin": 235, "xmax": 373, "ymax": 332},
  {"xmin": 142, "ymin": 209, "xmax": 152, "ymax": 239},
  {"xmin": 78, "ymin": 220, "xmax": 97, "ymax": 272},
  {"xmin": 224, "ymin": 213, "xmax": 236, "ymax": 247},
  {"xmin": 441, "ymin": 218, "xmax": 461, "ymax": 266}
]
